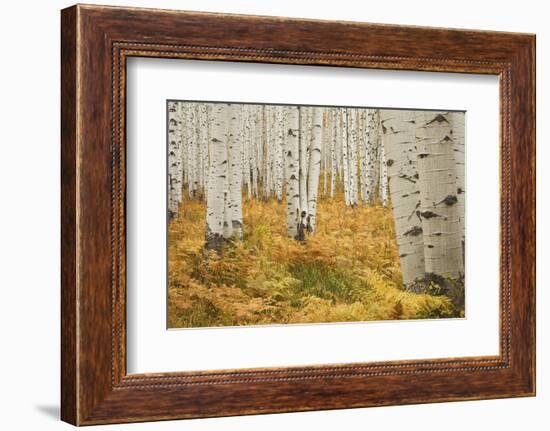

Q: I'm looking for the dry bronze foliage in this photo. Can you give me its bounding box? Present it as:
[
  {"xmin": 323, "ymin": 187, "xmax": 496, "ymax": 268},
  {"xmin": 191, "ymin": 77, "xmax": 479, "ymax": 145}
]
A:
[{"xmin": 168, "ymin": 190, "xmax": 463, "ymax": 328}]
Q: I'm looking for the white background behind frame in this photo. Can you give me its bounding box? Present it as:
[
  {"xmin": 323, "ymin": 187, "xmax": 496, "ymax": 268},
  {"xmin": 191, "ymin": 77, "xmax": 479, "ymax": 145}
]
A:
[{"xmin": 126, "ymin": 58, "xmax": 500, "ymax": 374}]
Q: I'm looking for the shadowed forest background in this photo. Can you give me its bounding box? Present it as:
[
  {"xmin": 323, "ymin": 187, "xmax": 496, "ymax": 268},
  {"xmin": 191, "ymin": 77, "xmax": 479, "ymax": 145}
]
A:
[{"xmin": 167, "ymin": 101, "xmax": 465, "ymax": 328}]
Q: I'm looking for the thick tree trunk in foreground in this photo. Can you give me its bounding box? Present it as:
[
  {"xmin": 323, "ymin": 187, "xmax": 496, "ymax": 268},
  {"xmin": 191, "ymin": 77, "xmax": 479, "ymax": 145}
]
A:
[
  {"xmin": 285, "ymin": 106, "xmax": 300, "ymax": 238},
  {"xmin": 381, "ymin": 110, "xmax": 425, "ymax": 286},
  {"xmin": 307, "ymin": 107, "xmax": 323, "ymax": 232},
  {"xmin": 205, "ymin": 103, "xmax": 229, "ymax": 252},
  {"xmin": 415, "ymin": 111, "xmax": 464, "ymax": 278},
  {"xmin": 449, "ymin": 111, "xmax": 466, "ymax": 263}
]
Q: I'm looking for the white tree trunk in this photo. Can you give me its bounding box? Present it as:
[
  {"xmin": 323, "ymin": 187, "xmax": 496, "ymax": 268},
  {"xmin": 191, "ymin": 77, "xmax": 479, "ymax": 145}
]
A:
[
  {"xmin": 205, "ymin": 103, "xmax": 229, "ymax": 251},
  {"xmin": 379, "ymin": 136, "xmax": 388, "ymax": 207},
  {"xmin": 307, "ymin": 107, "xmax": 323, "ymax": 232},
  {"xmin": 264, "ymin": 106, "xmax": 273, "ymax": 199},
  {"xmin": 365, "ymin": 109, "xmax": 381, "ymax": 204},
  {"xmin": 330, "ymin": 108, "xmax": 337, "ymax": 198},
  {"xmin": 274, "ymin": 105, "xmax": 285, "ymax": 202},
  {"xmin": 198, "ymin": 103, "xmax": 210, "ymax": 195},
  {"xmin": 167, "ymin": 101, "xmax": 182, "ymax": 218},
  {"xmin": 449, "ymin": 111, "xmax": 466, "ymax": 263},
  {"xmin": 381, "ymin": 109, "xmax": 425, "ymax": 286},
  {"xmin": 185, "ymin": 103, "xmax": 198, "ymax": 198},
  {"xmin": 415, "ymin": 111, "xmax": 464, "ymax": 278},
  {"xmin": 299, "ymin": 106, "xmax": 309, "ymax": 214},
  {"xmin": 250, "ymin": 105, "xmax": 257, "ymax": 197},
  {"xmin": 241, "ymin": 105, "xmax": 252, "ymax": 200},
  {"xmin": 358, "ymin": 108, "xmax": 368, "ymax": 204},
  {"xmin": 348, "ymin": 108, "xmax": 359, "ymax": 206},
  {"xmin": 226, "ymin": 104, "xmax": 243, "ymax": 240},
  {"xmin": 284, "ymin": 106, "xmax": 300, "ymax": 238},
  {"xmin": 341, "ymin": 109, "xmax": 350, "ymax": 205},
  {"xmin": 322, "ymin": 109, "xmax": 329, "ymax": 196}
]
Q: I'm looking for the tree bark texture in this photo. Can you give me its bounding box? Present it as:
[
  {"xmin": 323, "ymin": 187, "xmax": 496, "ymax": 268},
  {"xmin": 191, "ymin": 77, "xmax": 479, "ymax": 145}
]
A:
[{"xmin": 169, "ymin": 102, "xmax": 465, "ymax": 283}]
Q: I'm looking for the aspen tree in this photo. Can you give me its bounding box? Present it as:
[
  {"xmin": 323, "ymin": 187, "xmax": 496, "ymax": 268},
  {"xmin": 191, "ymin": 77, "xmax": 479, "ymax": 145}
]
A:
[
  {"xmin": 341, "ymin": 109, "xmax": 350, "ymax": 205},
  {"xmin": 199, "ymin": 103, "xmax": 210, "ymax": 195},
  {"xmin": 167, "ymin": 101, "xmax": 181, "ymax": 218},
  {"xmin": 381, "ymin": 109, "xmax": 425, "ymax": 285},
  {"xmin": 258, "ymin": 106, "xmax": 266, "ymax": 199},
  {"xmin": 415, "ymin": 111, "xmax": 463, "ymax": 278},
  {"xmin": 365, "ymin": 109, "xmax": 381, "ymax": 204},
  {"xmin": 449, "ymin": 111, "xmax": 466, "ymax": 263},
  {"xmin": 299, "ymin": 106, "xmax": 309, "ymax": 214},
  {"xmin": 205, "ymin": 103, "xmax": 229, "ymax": 251},
  {"xmin": 348, "ymin": 108, "xmax": 359, "ymax": 206},
  {"xmin": 226, "ymin": 104, "xmax": 243, "ymax": 240},
  {"xmin": 379, "ymin": 143, "xmax": 388, "ymax": 207},
  {"xmin": 185, "ymin": 103, "xmax": 197, "ymax": 198},
  {"xmin": 284, "ymin": 106, "xmax": 300, "ymax": 238},
  {"xmin": 274, "ymin": 105, "xmax": 285, "ymax": 202},
  {"xmin": 322, "ymin": 109, "xmax": 330, "ymax": 196},
  {"xmin": 264, "ymin": 106, "xmax": 272, "ymax": 199},
  {"xmin": 250, "ymin": 106, "xmax": 257, "ymax": 198},
  {"xmin": 330, "ymin": 108, "xmax": 337, "ymax": 198},
  {"xmin": 241, "ymin": 105, "xmax": 252, "ymax": 200},
  {"xmin": 307, "ymin": 107, "xmax": 323, "ymax": 232},
  {"xmin": 358, "ymin": 108, "xmax": 368, "ymax": 204}
]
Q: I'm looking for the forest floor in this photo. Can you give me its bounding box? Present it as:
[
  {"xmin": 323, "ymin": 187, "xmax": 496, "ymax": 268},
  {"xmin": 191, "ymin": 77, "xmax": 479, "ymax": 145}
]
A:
[{"xmin": 168, "ymin": 192, "xmax": 464, "ymax": 328}]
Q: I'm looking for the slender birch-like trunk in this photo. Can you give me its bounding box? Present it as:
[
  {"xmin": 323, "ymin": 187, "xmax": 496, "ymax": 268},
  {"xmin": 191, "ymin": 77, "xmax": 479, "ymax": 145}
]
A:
[
  {"xmin": 322, "ymin": 109, "xmax": 329, "ymax": 196},
  {"xmin": 307, "ymin": 107, "xmax": 323, "ymax": 232},
  {"xmin": 264, "ymin": 106, "xmax": 272, "ymax": 199},
  {"xmin": 198, "ymin": 103, "xmax": 210, "ymax": 195},
  {"xmin": 358, "ymin": 109, "xmax": 368, "ymax": 204},
  {"xmin": 341, "ymin": 109, "xmax": 350, "ymax": 205},
  {"xmin": 205, "ymin": 103, "xmax": 229, "ymax": 251},
  {"xmin": 381, "ymin": 109, "xmax": 425, "ymax": 286},
  {"xmin": 379, "ymin": 137, "xmax": 388, "ymax": 207},
  {"xmin": 226, "ymin": 104, "xmax": 243, "ymax": 240},
  {"xmin": 252, "ymin": 105, "xmax": 262, "ymax": 199},
  {"xmin": 248, "ymin": 105, "xmax": 256, "ymax": 199},
  {"xmin": 194, "ymin": 104, "xmax": 203, "ymax": 196},
  {"xmin": 241, "ymin": 105, "xmax": 252, "ymax": 200},
  {"xmin": 285, "ymin": 106, "xmax": 300, "ymax": 238},
  {"xmin": 330, "ymin": 108, "xmax": 337, "ymax": 198},
  {"xmin": 348, "ymin": 108, "xmax": 359, "ymax": 206},
  {"xmin": 274, "ymin": 106, "xmax": 285, "ymax": 202},
  {"xmin": 167, "ymin": 101, "xmax": 181, "ymax": 218},
  {"xmin": 185, "ymin": 103, "xmax": 197, "ymax": 198},
  {"xmin": 299, "ymin": 107, "xmax": 309, "ymax": 214},
  {"xmin": 415, "ymin": 111, "xmax": 463, "ymax": 278},
  {"xmin": 365, "ymin": 109, "xmax": 381, "ymax": 204}
]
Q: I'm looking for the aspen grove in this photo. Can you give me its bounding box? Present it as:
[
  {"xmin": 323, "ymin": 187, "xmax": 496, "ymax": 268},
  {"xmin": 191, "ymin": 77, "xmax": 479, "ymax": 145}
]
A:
[{"xmin": 168, "ymin": 101, "xmax": 465, "ymax": 297}]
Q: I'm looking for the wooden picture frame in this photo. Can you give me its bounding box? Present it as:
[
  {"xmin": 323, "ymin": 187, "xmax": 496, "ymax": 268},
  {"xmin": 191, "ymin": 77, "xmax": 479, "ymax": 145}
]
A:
[{"xmin": 61, "ymin": 4, "xmax": 535, "ymax": 425}]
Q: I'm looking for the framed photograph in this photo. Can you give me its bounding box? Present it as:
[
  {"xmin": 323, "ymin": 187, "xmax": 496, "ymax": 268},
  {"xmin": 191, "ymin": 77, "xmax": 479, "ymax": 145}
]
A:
[{"xmin": 61, "ymin": 4, "xmax": 535, "ymax": 425}]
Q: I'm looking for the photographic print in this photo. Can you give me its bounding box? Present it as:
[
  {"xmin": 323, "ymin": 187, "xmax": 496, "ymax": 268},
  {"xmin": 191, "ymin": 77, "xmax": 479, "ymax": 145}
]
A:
[{"xmin": 167, "ymin": 101, "xmax": 465, "ymax": 328}]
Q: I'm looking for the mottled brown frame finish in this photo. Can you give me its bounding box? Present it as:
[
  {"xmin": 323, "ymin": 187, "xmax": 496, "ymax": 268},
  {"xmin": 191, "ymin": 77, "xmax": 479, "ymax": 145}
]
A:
[{"xmin": 61, "ymin": 4, "xmax": 535, "ymax": 426}]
